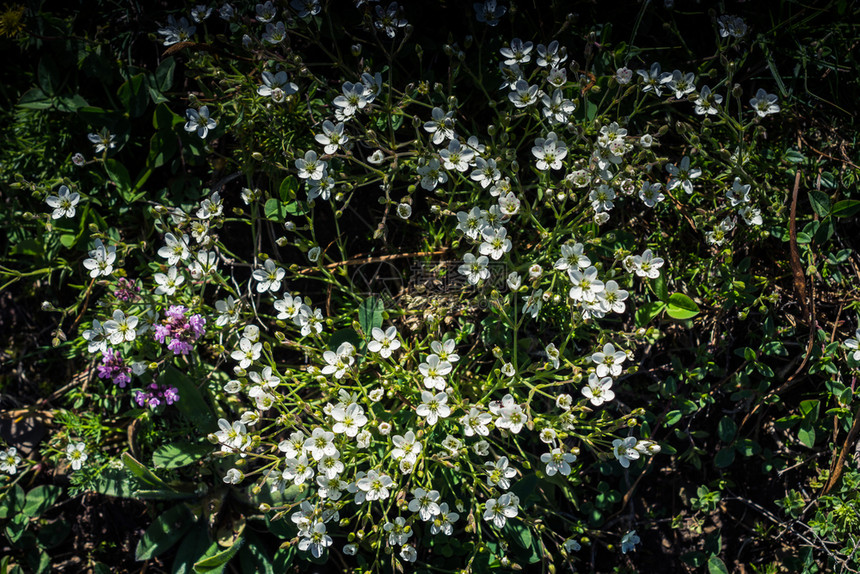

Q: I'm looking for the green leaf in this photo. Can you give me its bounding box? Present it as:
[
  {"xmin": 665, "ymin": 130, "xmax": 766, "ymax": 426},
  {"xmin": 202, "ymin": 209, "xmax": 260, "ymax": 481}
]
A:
[
  {"xmin": 153, "ymin": 441, "xmax": 211, "ymax": 469},
  {"xmin": 808, "ymin": 191, "xmax": 830, "ymax": 217},
  {"xmin": 783, "ymin": 149, "xmax": 806, "ymax": 164},
  {"xmin": 153, "ymin": 102, "xmax": 183, "ymax": 130},
  {"xmin": 832, "ymin": 199, "xmax": 860, "ymax": 218},
  {"xmin": 714, "ymin": 447, "xmax": 735, "ymax": 468},
  {"xmin": 635, "ymin": 301, "xmax": 666, "ymax": 326},
  {"xmin": 155, "ymin": 57, "xmax": 176, "ymax": 92},
  {"xmin": 18, "ymin": 87, "xmax": 53, "ymax": 109},
  {"xmin": 104, "ymin": 159, "xmax": 132, "ymax": 198},
  {"xmin": 707, "ymin": 555, "xmax": 730, "ymax": 574},
  {"xmin": 90, "ymin": 468, "xmax": 137, "ymax": 498},
  {"xmin": 23, "ymin": 485, "xmax": 63, "ymax": 517},
  {"xmin": 652, "ymin": 272, "xmax": 669, "ymax": 302},
  {"xmin": 664, "ymin": 410, "xmax": 682, "ymax": 426},
  {"xmin": 38, "ymin": 57, "xmax": 60, "ymax": 96},
  {"xmin": 278, "ymin": 176, "xmax": 298, "ymax": 202},
  {"xmin": 193, "ymin": 537, "xmax": 244, "ymax": 573},
  {"xmin": 285, "ymin": 201, "xmax": 310, "ymax": 216},
  {"xmin": 666, "ymin": 293, "xmax": 700, "ymax": 320},
  {"xmin": 173, "ymin": 523, "xmax": 214, "ymax": 574},
  {"xmin": 717, "ymin": 416, "xmax": 737, "ymax": 443},
  {"xmin": 358, "ymin": 297, "xmax": 384, "ymax": 337},
  {"xmin": 0, "ymin": 485, "xmax": 25, "ymax": 519},
  {"xmin": 121, "ymin": 452, "xmax": 172, "ymax": 490},
  {"xmin": 264, "ymin": 198, "xmax": 286, "ymax": 222},
  {"xmin": 56, "ymin": 94, "xmax": 89, "ymax": 112},
  {"xmin": 135, "ymin": 504, "xmax": 195, "ymax": 561},
  {"xmin": 328, "ymin": 328, "xmax": 362, "ymax": 352},
  {"xmin": 798, "ymin": 424, "xmax": 816, "ymax": 448},
  {"xmin": 761, "ymin": 341, "xmax": 787, "ymax": 356},
  {"xmin": 118, "ymin": 74, "xmax": 148, "ymax": 118}
]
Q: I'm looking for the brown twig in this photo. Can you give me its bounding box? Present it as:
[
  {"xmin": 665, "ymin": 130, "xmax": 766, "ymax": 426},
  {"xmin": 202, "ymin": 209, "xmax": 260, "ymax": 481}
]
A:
[{"xmin": 295, "ymin": 248, "xmax": 449, "ymax": 275}]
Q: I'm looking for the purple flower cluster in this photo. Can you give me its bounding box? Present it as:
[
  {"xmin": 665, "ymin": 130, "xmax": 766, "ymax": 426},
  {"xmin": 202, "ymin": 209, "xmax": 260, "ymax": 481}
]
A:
[
  {"xmin": 114, "ymin": 277, "xmax": 140, "ymax": 302},
  {"xmin": 153, "ymin": 305, "xmax": 206, "ymax": 355},
  {"xmin": 135, "ymin": 383, "xmax": 180, "ymax": 409},
  {"xmin": 97, "ymin": 348, "xmax": 131, "ymax": 387}
]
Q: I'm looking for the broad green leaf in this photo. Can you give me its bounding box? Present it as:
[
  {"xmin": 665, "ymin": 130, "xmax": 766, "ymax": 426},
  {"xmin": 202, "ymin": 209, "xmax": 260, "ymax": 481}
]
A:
[
  {"xmin": 104, "ymin": 159, "xmax": 132, "ymax": 197},
  {"xmin": 358, "ymin": 297, "xmax": 384, "ymax": 336},
  {"xmin": 664, "ymin": 410, "xmax": 682, "ymax": 426},
  {"xmin": 135, "ymin": 504, "xmax": 195, "ymax": 561},
  {"xmin": 173, "ymin": 523, "xmax": 214, "ymax": 574},
  {"xmin": 328, "ymin": 328, "xmax": 362, "ymax": 352},
  {"xmin": 717, "ymin": 416, "xmax": 737, "ymax": 443},
  {"xmin": 162, "ymin": 366, "xmax": 216, "ymax": 432},
  {"xmin": 798, "ymin": 424, "xmax": 815, "ymax": 448},
  {"xmin": 0, "ymin": 485, "xmax": 25, "ymax": 519},
  {"xmin": 23, "ymin": 485, "xmax": 63, "ymax": 517},
  {"xmin": 832, "ymin": 199, "xmax": 860, "ymax": 218},
  {"xmin": 808, "ymin": 190, "xmax": 830, "ymax": 217},
  {"xmin": 264, "ymin": 198, "xmax": 286, "ymax": 222},
  {"xmin": 155, "ymin": 57, "xmax": 176, "ymax": 92},
  {"xmin": 666, "ymin": 293, "xmax": 700, "ymax": 320},
  {"xmin": 118, "ymin": 73, "xmax": 148, "ymax": 118},
  {"xmin": 278, "ymin": 175, "xmax": 298, "ymax": 202},
  {"xmin": 90, "ymin": 468, "xmax": 138, "ymax": 498},
  {"xmin": 707, "ymin": 555, "xmax": 730, "ymax": 574},
  {"xmin": 783, "ymin": 149, "xmax": 806, "ymax": 164},
  {"xmin": 714, "ymin": 447, "xmax": 735, "ymax": 468},
  {"xmin": 153, "ymin": 102, "xmax": 183, "ymax": 130},
  {"xmin": 153, "ymin": 441, "xmax": 211, "ymax": 469},
  {"xmin": 18, "ymin": 87, "xmax": 52, "ymax": 109},
  {"xmin": 652, "ymin": 272, "xmax": 669, "ymax": 302},
  {"xmin": 193, "ymin": 537, "xmax": 244, "ymax": 573},
  {"xmin": 38, "ymin": 57, "xmax": 60, "ymax": 96},
  {"xmin": 635, "ymin": 301, "xmax": 666, "ymax": 326},
  {"xmin": 285, "ymin": 201, "xmax": 310, "ymax": 216},
  {"xmin": 121, "ymin": 452, "xmax": 171, "ymax": 490}
]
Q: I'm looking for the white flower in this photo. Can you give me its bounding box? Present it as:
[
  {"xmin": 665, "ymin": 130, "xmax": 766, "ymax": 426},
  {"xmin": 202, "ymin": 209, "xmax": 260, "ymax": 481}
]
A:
[
  {"xmin": 666, "ymin": 70, "xmax": 696, "ymax": 99},
  {"xmin": 591, "ymin": 343, "xmax": 627, "ymax": 377},
  {"xmin": 545, "ymin": 343, "xmax": 560, "ymax": 369},
  {"xmin": 666, "ymin": 156, "xmax": 702, "ymax": 195},
  {"xmin": 582, "ymin": 373, "xmax": 615, "ymax": 406},
  {"xmin": 103, "ymin": 309, "xmax": 139, "ymax": 344},
  {"xmin": 522, "ymin": 289, "xmax": 543, "ymax": 318},
  {"xmin": 541, "ymin": 88, "xmax": 576, "ymax": 124},
  {"xmin": 423, "ymin": 107, "xmax": 457, "ymax": 146},
  {"xmin": 536, "ymin": 40, "xmax": 566, "ymax": 68},
  {"xmin": 613, "ymin": 437, "xmax": 641, "ymax": 468},
  {"xmin": 397, "ymin": 203, "xmax": 412, "ymax": 219},
  {"xmin": 458, "ymin": 253, "xmax": 490, "ymax": 285},
  {"xmin": 479, "ymin": 226, "xmax": 512, "ymax": 260},
  {"xmin": 304, "ymin": 428, "xmax": 337, "ymax": 462},
  {"xmin": 739, "ymin": 206, "xmax": 763, "ymax": 226},
  {"xmin": 294, "ymin": 305, "xmax": 324, "ymax": 337},
  {"xmin": 601, "ymin": 281, "xmax": 630, "ymax": 314},
  {"xmin": 258, "ymin": 70, "xmax": 299, "ymax": 103},
  {"xmin": 291, "ymin": 0, "xmax": 321, "ymax": 18},
  {"xmin": 314, "ymin": 120, "xmax": 347, "ymax": 154},
  {"xmin": 568, "ymin": 266, "xmax": 604, "ymax": 302},
  {"xmin": 66, "ymin": 442, "xmax": 88, "ymax": 470},
  {"xmin": 532, "ymin": 132, "xmax": 568, "ymax": 170},
  {"xmin": 474, "ymin": 0, "xmax": 506, "ymax": 26},
  {"xmin": 215, "ymin": 296, "xmax": 240, "ymax": 326},
  {"xmin": 639, "ymin": 182, "xmax": 665, "ymax": 207},
  {"xmin": 223, "ymin": 468, "xmax": 244, "ymax": 484},
  {"xmin": 157, "ymin": 233, "xmax": 190, "ymax": 265},
  {"xmin": 252, "ymin": 259, "xmax": 285, "ymax": 293},
  {"xmin": 231, "ymin": 337, "xmax": 262, "ymax": 369},
  {"xmin": 508, "ymin": 79, "xmax": 540, "ymax": 108},
  {"xmin": 470, "ymin": 157, "xmax": 501, "ymax": 188},
  {"xmin": 153, "ymin": 266, "xmax": 184, "ymax": 296},
  {"xmin": 373, "ymin": 2, "xmax": 407, "ymax": 39},
  {"xmin": 295, "ymin": 150, "xmax": 327, "ymax": 181},
  {"xmin": 556, "ymin": 393, "xmax": 572, "ymax": 410},
  {"xmin": 185, "ymin": 106, "xmax": 217, "ymax": 138},
  {"xmin": 491, "ymin": 394, "xmax": 526, "ymax": 434},
  {"xmin": 632, "ymin": 249, "xmax": 664, "ymax": 279},
  {"xmin": 431, "ymin": 502, "xmax": 459, "ymax": 535},
  {"xmin": 501, "ymin": 38, "xmax": 532, "ymax": 65},
  {"xmin": 749, "ymin": 88, "xmax": 779, "ymax": 117},
  {"xmin": 383, "ymin": 516, "xmax": 413, "ymax": 546},
  {"xmin": 87, "ymin": 128, "xmax": 117, "ymax": 153},
  {"xmin": 483, "ymin": 492, "xmax": 519, "ymax": 529},
  {"xmin": 845, "ymin": 329, "xmax": 860, "ymax": 361},
  {"xmin": 0, "ymin": 447, "xmax": 21, "ymax": 475},
  {"xmin": 391, "ymin": 430, "xmax": 422, "ymax": 462},
  {"xmin": 498, "ymin": 191, "xmax": 520, "ymax": 216},
  {"xmin": 274, "ymin": 293, "xmax": 302, "ymax": 320},
  {"xmin": 298, "ymin": 522, "xmax": 332, "ymax": 558},
  {"xmin": 357, "ymin": 469, "xmax": 394, "ymax": 501},
  {"xmin": 367, "ymin": 326, "xmax": 401, "ymax": 358},
  {"xmin": 694, "ymin": 85, "xmax": 722, "ymax": 115},
  {"xmin": 717, "ymin": 14, "xmax": 747, "ymax": 38},
  {"xmin": 637, "ymin": 62, "xmax": 671, "ymax": 96},
  {"xmin": 554, "ymin": 243, "xmax": 590, "ymax": 272},
  {"xmin": 409, "ymin": 488, "xmax": 442, "ymax": 521},
  {"xmin": 460, "ymin": 408, "xmax": 493, "ymax": 437},
  {"xmin": 82, "ymin": 319, "xmax": 108, "ymax": 354},
  {"xmin": 416, "ymin": 391, "xmax": 450, "ymax": 425},
  {"xmin": 321, "ymin": 342, "xmax": 355, "ymax": 380},
  {"xmin": 439, "ymin": 139, "xmax": 475, "ymax": 172},
  {"xmin": 506, "ymin": 271, "xmax": 522, "ymax": 291},
  {"xmin": 541, "ymin": 448, "xmax": 576, "ymax": 476},
  {"xmin": 621, "ymin": 530, "xmax": 641, "ymax": 553},
  {"xmin": 333, "ymin": 82, "xmax": 369, "ymax": 120},
  {"xmin": 400, "ymin": 544, "xmax": 417, "ymax": 563},
  {"xmin": 82, "ymin": 239, "xmax": 117, "ymax": 278},
  {"xmin": 727, "ymin": 177, "xmax": 751, "ymax": 206},
  {"xmin": 46, "ymin": 185, "xmax": 80, "ymax": 219},
  {"xmin": 417, "ymin": 158, "xmax": 448, "ymax": 191},
  {"xmin": 616, "ymin": 67, "xmax": 633, "ymax": 84},
  {"xmin": 331, "ymin": 403, "xmax": 367, "ymax": 437},
  {"xmin": 485, "ymin": 456, "xmax": 517, "ymax": 490}
]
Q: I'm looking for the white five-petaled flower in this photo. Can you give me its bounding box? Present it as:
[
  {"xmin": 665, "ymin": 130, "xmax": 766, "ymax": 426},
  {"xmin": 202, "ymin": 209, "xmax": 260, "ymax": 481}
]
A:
[
  {"xmin": 304, "ymin": 428, "xmax": 337, "ymax": 461},
  {"xmin": 568, "ymin": 266, "xmax": 605, "ymax": 302},
  {"xmin": 252, "ymin": 259, "xmax": 285, "ymax": 293},
  {"xmin": 483, "ymin": 492, "xmax": 519, "ymax": 529},
  {"xmin": 474, "ymin": 0, "xmax": 506, "ymax": 26},
  {"xmin": 419, "ymin": 354, "xmax": 452, "ymax": 390},
  {"xmin": 331, "ymin": 403, "xmax": 367, "ymax": 437},
  {"xmin": 639, "ymin": 182, "xmax": 665, "ymax": 207},
  {"xmin": 845, "ymin": 328, "xmax": 860, "ymax": 361},
  {"xmin": 383, "ymin": 516, "xmax": 413, "ymax": 546},
  {"xmin": 458, "ymin": 253, "xmax": 490, "ymax": 285},
  {"xmin": 157, "ymin": 232, "xmax": 190, "ymax": 265},
  {"xmin": 485, "ymin": 456, "xmax": 517, "ymax": 489},
  {"xmin": 258, "ymin": 70, "xmax": 299, "ymax": 103},
  {"xmin": 479, "ymin": 226, "xmax": 512, "ymax": 260},
  {"xmin": 591, "ymin": 343, "xmax": 627, "ymax": 377},
  {"xmin": 357, "ymin": 469, "xmax": 394, "ymax": 501},
  {"xmin": 66, "ymin": 442, "xmax": 88, "ymax": 470},
  {"xmin": 601, "ymin": 281, "xmax": 630, "ymax": 314},
  {"xmin": 184, "ymin": 106, "xmax": 217, "ymax": 138},
  {"xmin": 749, "ymin": 88, "xmax": 780, "ymax": 117},
  {"xmin": 582, "ymin": 373, "xmax": 615, "ymax": 406},
  {"xmin": 632, "ymin": 249, "xmax": 664, "ymax": 279},
  {"xmin": 637, "ymin": 62, "xmax": 671, "ymax": 96},
  {"xmin": 0, "ymin": 447, "xmax": 22, "ymax": 475},
  {"xmin": 541, "ymin": 448, "xmax": 576, "ymax": 476},
  {"xmin": 314, "ymin": 120, "xmax": 348, "ymax": 154},
  {"xmin": 460, "ymin": 407, "xmax": 493, "ymax": 437},
  {"xmin": 87, "ymin": 128, "xmax": 117, "ymax": 153},
  {"xmin": 508, "ymin": 79, "xmax": 540, "ymax": 108},
  {"xmin": 431, "ymin": 502, "xmax": 459, "ymax": 535},
  {"xmin": 153, "ymin": 266, "xmax": 184, "ymax": 296},
  {"xmin": 295, "ymin": 150, "xmax": 327, "ymax": 181},
  {"xmin": 367, "ymin": 326, "xmax": 400, "ymax": 358},
  {"xmin": 666, "ymin": 156, "xmax": 702, "ymax": 195},
  {"xmin": 621, "ymin": 530, "xmax": 641, "ymax": 553},
  {"xmin": 231, "ymin": 337, "xmax": 262, "ymax": 369},
  {"xmin": 416, "ymin": 391, "xmax": 450, "ymax": 425},
  {"xmin": 274, "ymin": 293, "xmax": 302, "ymax": 320},
  {"xmin": 321, "ymin": 342, "xmax": 355, "ymax": 380},
  {"xmin": 46, "ymin": 185, "xmax": 80, "ymax": 219},
  {"xmin": 409, "ymin": 488, "xmax": 442, "ymax": 521},
  {"xmin": 423, "ymin": 107, "xmax": 457, "ymax": 146},
  {"xmin": 532, "ymin": 132, "xmax": 568, "ymax": 170},
  {"xmin": 613, "ymin": 437, "xmax": 641, "ymax": 468},
  {"xmin": 694, "ymin": 85, "xmax": 722, "ymax": 115},
  {"xmin": 83, "ymin": 239, "xmax": 117, "ymax": 278},
  {"xmin": 103, "ymin": 309, "xmax": 139, "ymax": 344},
  {"xmin": 554, "ymin": 243, "xmax": 591, "ymax": 271},
  {"xmin": 500, "ymin": 38, "xmax": 533, "ymax": 65},
  {"xmin": 727, "ymin": 177, "xmax": 751, "ymax": 206}
]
